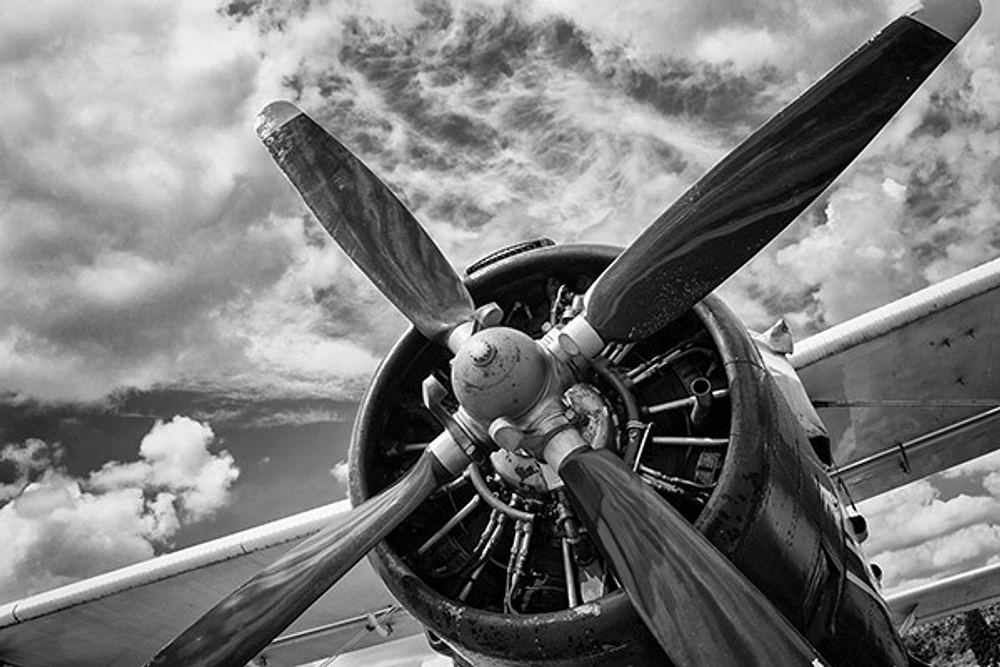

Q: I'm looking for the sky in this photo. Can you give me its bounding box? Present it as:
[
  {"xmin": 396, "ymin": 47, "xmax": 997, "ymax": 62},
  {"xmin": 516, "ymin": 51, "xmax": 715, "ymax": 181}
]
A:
[{"xmin": 2, "ymin": 0, "xmax": 1000, "ymax": 663}]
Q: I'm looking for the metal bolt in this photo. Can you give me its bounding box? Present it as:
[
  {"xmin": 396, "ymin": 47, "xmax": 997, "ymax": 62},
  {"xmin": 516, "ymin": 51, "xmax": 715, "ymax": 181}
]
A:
[{"xmin": 469, "ymin": 339, "xmax": 497, "ymax": 367}]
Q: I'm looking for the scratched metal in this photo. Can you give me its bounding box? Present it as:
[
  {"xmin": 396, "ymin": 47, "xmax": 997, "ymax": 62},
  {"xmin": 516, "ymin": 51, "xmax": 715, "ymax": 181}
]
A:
[
  {"xmin": 559, "ymin": 447, "xmax": 828, "ymax": 667},
  {"xmin": 585, "ymin": 17, "xmax": 956, "ymax": 342},
  {"xmin": 257, "ymin": 102, "xmax": 476, "ymax": 343},
  {"xmin": 144, "ymin": 450, "xmax": 444, "ymax": 667}
]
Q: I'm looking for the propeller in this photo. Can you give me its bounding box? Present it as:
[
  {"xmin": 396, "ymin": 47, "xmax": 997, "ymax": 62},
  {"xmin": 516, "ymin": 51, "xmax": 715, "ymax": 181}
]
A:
[
  {"xmin": 581, "ymin": 0, "xmax": 981, "ymax": 343},
  {"xmin": 559, "ymin": 447, "xmax": 824, "ymax": 666},
  {"xmin": 145, "ymin": 443, "xmax": 455, "ymax": 667},
  {"xmin": 255, "ymin": 100, "xmax": 476, "ymax": 348},
  {"xmin": 147, "ymin": 102, "xmax": 484, "ymax": 667},
  {"xmin": 539, "ymin": 5, "xmax": 978, "ymax": 664},
  {"xmin": 146, "ymin": 1, "xmax": 979, "ymax": 665}
]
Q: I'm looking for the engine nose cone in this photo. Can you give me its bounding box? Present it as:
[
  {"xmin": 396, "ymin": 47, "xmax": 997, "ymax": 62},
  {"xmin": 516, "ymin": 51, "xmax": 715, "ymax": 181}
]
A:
[{"xmin": 451, "ymin": 327, "xmax": 547, "ymax": 422}]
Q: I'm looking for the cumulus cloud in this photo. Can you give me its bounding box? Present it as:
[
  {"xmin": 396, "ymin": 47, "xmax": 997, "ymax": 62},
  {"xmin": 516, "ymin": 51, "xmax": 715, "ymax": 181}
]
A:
[
  {"xmin": 0, "ymin": 416, "xmax": 238, "ymax": 602},
  {"xmin": 863, "ymin": 481, "xmax": 1000, "ymax": 555},
  {"xmin": 89, "ymin": 416, "xmax": 239, "ymax": 519},
  {"xmin": 874, "ymin": 523, "xmax": 1000, "ymax": 591}
]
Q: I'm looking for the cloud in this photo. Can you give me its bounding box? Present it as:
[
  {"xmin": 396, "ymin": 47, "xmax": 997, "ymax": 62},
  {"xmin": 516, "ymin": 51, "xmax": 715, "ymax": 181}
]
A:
[
  {"xmin": 3, "ymin": 0, "xmax": 1000, "ymax": 415},
  {"xmin": 0, "ymin": 416, "xmax": 238, "ymax": 602},
  {"xmin": 723, "ymin": 0, "xmax": 1000, "ymax": 332},
  {"xmin": 529, "ymin": 0, "xmax": 890, "ymax": 74},
  {"xmin": 862, "ymin": 481, "xmax": 1000, "ymax": 556},
  {"xmin": 874, "ymin": 523, "xmax": 1000, "ymax": 592},
  {"xmin": 0, "ymin": 438, "xmax": 60, "ymax": 502},
  {"xmin": 330, "ymin": 459, "xmax": 351, "ymax": 489},
  {"xmin": 89, "ymin": 416, "xmax": 239, "ymax": 520},
  {"xmin": 859, "ymin": 446, "xmax": 1000, "ymax": 593},
  {"xmin": 941, "ymin": 448, "xmax": 1000, "ymax": 481},
  {"xmin": 695, "ymin": 28, "xmax": 781, "ymax": 71},
  {"xmin": 2, "ymin": 0, "xmax": 1000, "ymax": 631},
  {"xmin": 0, "ymin": 0, "xmax": 383, "ymax": 405},
  {"xmin": 246, "ymin": 0, "xmax": 1000, "ymax": 343}
]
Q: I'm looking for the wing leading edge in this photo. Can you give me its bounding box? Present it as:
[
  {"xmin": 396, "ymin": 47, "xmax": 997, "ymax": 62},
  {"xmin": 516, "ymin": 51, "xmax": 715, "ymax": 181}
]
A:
[{"xmin": 0, "ymin": 500, "xmax": 422, "ymax": 667}]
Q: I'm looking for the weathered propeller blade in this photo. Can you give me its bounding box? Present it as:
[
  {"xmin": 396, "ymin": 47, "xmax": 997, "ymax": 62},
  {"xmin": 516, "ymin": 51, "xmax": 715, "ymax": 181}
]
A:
[
  {"xmin": 559, "ymin": 447, "xmax": 828, "ymax": 667},
  {"xmin": 583, "ymin": 0, "xmax": 980, "ymax": 343},
  {"xmin": 145, "ymin": 449, "xmax": 449, "ymax": 667},
  {"xmin": 256, "ymin": 101, "xmax": 476, "ymax": 346}
]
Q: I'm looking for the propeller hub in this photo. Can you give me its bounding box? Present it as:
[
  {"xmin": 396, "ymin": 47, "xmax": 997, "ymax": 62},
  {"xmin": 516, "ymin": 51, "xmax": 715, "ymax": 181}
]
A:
[
  {"xmin": 451, "ymin": 327, "xmax": 548, "ymax": 423},
  {"xmin": 467, "ymin": 339, "xmax": 498, "ymax": 367}
]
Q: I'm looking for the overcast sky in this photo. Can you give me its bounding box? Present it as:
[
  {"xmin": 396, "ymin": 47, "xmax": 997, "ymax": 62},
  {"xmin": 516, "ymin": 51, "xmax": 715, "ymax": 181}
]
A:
[{"xmin": 2, "ymin": 0, "xmax": 1000, "ymax": 663}]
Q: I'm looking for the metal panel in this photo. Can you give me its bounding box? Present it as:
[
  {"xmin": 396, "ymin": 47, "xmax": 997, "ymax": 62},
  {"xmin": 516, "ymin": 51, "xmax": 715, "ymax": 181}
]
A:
[{"xmin": 792, "ymin": 258, "xmax": 1000, "ymax": 501}]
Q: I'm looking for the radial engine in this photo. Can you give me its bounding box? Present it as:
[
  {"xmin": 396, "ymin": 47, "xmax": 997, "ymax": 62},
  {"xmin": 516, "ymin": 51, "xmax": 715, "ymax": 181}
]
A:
[{"xmin": 349, "ymin": 242, "xmax": 902, "ymax": 667}]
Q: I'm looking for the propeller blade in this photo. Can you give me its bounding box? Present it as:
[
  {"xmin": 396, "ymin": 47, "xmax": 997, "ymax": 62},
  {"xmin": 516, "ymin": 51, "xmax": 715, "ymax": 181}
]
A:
[
  {"xmin": 256, "ymin": 101, "xmax": 476, "ymax": 345},
  {"xmin": 583, "ymin": 0, "xmax": 980, "ymax": 342},
  {"xmin": 559, "ymin": 447, "xmax": 828, "ymax": 667},
  {"xmin": 145, "ymin": 449, "xmax": 447, "ymax": 667}
]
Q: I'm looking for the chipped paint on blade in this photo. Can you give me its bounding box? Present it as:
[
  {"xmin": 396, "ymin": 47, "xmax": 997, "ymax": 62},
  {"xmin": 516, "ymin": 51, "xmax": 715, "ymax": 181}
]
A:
[
  {"xmin": 255, "ymin": 100, "xmax": 302, "ymax": 140},
  {"xmin": 908, "ymin": 0, "xmax": 981, "ymax": 42}
]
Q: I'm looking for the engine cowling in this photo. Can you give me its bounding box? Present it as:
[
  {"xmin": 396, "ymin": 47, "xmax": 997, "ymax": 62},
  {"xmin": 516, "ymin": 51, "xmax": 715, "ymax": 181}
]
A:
[{"xmin": 348, "ymin": 242, "xmax": 885, "ymax": 666}]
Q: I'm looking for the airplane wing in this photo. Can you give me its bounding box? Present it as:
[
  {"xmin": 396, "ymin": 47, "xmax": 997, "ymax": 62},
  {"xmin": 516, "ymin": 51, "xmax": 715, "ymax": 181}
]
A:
[
  {"xmin": 791, "ymin": 257, "xmax": 1000, "ymax": 502},
  {"xmin": 0, "ymin": 500, "xmax": 424, "ymax": 667},
  {"xmin": 885, "ymin": 561, "xmax": 1000, "ymax": 632},
  {"xmin": 6, "ymin": 265, "xmax": 999, "ymax": 667}
]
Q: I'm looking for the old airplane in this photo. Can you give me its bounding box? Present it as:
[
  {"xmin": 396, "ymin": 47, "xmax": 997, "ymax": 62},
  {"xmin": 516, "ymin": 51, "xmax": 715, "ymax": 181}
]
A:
[{"xmin": 0, "ymin": 0, "xmax": 993, "ymax": 665}]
